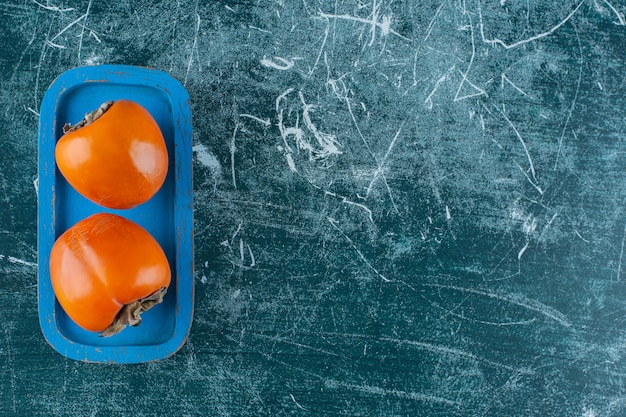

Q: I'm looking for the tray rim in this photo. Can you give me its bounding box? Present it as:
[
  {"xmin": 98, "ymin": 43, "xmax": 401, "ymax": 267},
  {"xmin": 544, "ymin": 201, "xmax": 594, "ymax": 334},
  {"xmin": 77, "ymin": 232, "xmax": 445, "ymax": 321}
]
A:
[{"xmin": 37, "ymin": 64, "xmax": 194, "ymax": 364}]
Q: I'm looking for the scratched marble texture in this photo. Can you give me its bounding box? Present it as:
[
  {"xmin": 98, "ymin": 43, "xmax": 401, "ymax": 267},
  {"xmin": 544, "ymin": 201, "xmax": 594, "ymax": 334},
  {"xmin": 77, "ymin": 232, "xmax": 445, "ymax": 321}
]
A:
[{"xmin": 1, "ymin": 0, "xmax": 626, "ymax": 415}]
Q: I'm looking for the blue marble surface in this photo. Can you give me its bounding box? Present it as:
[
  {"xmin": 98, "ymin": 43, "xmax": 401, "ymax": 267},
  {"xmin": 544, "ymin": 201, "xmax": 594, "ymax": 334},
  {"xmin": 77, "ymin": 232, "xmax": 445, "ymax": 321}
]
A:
[{"xmin": 1, "ymin": 0, "xmax": 626, "ymax": 415}]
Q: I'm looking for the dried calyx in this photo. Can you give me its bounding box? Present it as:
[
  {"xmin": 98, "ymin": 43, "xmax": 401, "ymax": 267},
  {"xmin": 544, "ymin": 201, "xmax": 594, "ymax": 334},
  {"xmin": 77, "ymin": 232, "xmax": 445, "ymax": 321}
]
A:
[
  {"xmin": 100, "ymin": 286, "xmax": 168, "ymax": 337},
  {"xmin": 63, "ymin": 100, "xmax": 114, "ymax": 134}
]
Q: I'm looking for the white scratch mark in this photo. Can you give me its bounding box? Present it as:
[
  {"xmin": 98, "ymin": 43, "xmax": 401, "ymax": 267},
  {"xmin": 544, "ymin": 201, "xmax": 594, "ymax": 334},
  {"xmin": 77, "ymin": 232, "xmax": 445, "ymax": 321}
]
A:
[
  {"xmin": 617, "ymin": 221, "xmax": 626, "ymax": 281},
  {"xmin": 45, "ymin": 39, "xmax": 66, "ymax": 49},
  {"xmin": 247, "ymin": 244, "xmax": 255, "ymax": 267},
  {"xmin": 33, "ymin": 19, "xmax": 53, "ymax": 107},
  {"xmin": 25, "ymin": 106, "xmax": 40, "ymax": 116},
  {"xmin": 49, "ymin": 13, "xmax": 87, "ymax": 42},
  {"xmin": 285, "ymin": 152, "xmax": 297, "ymax": 172},
  {"xmin": 339, "ymin": 85, "xmax": 398, "ymax": 211},
  {"xmin": 366, "ymin": 123, "xmax": 404, "ymax": 197},
  {"xmin": 327, "ymin": 217, "xmax": 390, "ymax": 282},
  {"xmin": 602, "ymin": 0, "xmax": 626, "ymax": 25},
  {"xmin": 33, "ymin": 177, "xmax": 39, "ymax": 196},
  {"xmin": 184, "ymin": 13, "xmax": 201, "ymax": 86},
  {"xmin": 325, "ymin": 379, "xmax": 459, "ymax": 406},
  {"xmin": 330, "ymin": 72, "xmax": 402, "ymax": 218},
  {"xmin": 444, "ymin": 310, "xmax": 538, "ymax": 327},
  {"xmin": 303, "ymin": 175, "xmax": 373, "ymax": 223},
  {"xmin": 337, "ymin": 198, "xmax": 374, "ymax": 223},
  {"xmin": 308, "ymin": 15, "xmax": 330, "ymax": 76},
  {"xmin": 260, "ymin": 56, "xmax": 294, "ymax": 70},
  {"xmin": 240, "ymin": 113, "xmax": 271, "ymax": 126},
  {"xmin": 445, "ymin": 205, "xmax": 452, "ymax": 220},
  {"xmin": 425, "ymin": 65, "xmax": 456, "ymax": 110},
  {"xmin": 539, "ymin": 212, "xmax": 559, "ymax": 240},
  {"xmin": 574, "ymin": 230, "xmax": 590, "ymax": 243},
  {"xmin": 10, "ymin": 15, "xmax": 37, "ymax": 86},
  {"xmin": 76, "ymin": 0, "xmax": 93, "ymax": 63},
  {"xmin": 499, "ymin": 108, "xmax": 543, "ymax": 195},
  {"xmin": 33, "ymin": 0, "xmax": 73, "ymax": 12},
  {"xmin": 423, "ymin": 283, "xmax": 573, "ymax": 327},
  {"xmin": 501, "ymin": 73, "xmax": 528, "ymax": 96},
  {"xmin": 412, "ymin": 0, "xmax": 447, "ymax": 86},
  {"xmin": 251, "ymin": 331, "xmax": 341, "ymax": 358},
  {"xmin": 515, "ymin": 162, "xmax": 543, "ymax": 195},
  {"xmin": 280, "ymin": 123, "xmax": 305, "ymax": 154},
  {"xmin": 239, "ymin": 239, "xmax": 245, "ymax": 262},
  {"xmin": 318, "ymin": 7, "xmax": 410, "ymax": 45},
  {"xmin": 518, "ymin": 241, "xmax": 530, "ymax": 260},
  {"xmin": 289, "ymin": 394, "xmax": 307, "ymax": 411},
  {"xmin": 276, "ymin": 88, "xmax": 342, "ymax": 162},
  {"xmin": 299, "ymin": 91, "xmax": 342, "ymax": 158},
  {"xmin": 249, "ymin": 25, "xmax": 271, "ymax": 33},
  {"xmin": 547, "ymin": 212, "xmax": 559, "ymax": 227},
  {"xmin": 368, "ymin": 0, "xmax": 381, "ymax": 46},
  {"xmin": 89, "ymin": 30, "xmax": 101, "ymax": 43},
  {"xmin": 231, "ymin": 222, "xmax": 243, "ymax": 243},
  {"xmin": 454, "ymin": 71, "xmax": 487, "ymax": 102},
  {"xmin": 454, "ymin": 14, "xmax": 488, "ymax": 102},
  {"xmin": 479, "ymin": 0, "xmax": 585, "ymax": 49},
  {"xmin": 381, "ymin": 335, "xmax": 532, "ymax": 373},
  {"xmin": 554, "ymin": 23, "xmax": 583, "ymax": 171},
  {"xmin": 275, "ymin": 88, "xmax": 298, "ymax": 153},
  {"xmin": 230, "ymin": 124, "xmax": 239, "ymax": 189},
  {"xmin": 7, "ymin": 257, "xmax": 36, "ymax": 267}
]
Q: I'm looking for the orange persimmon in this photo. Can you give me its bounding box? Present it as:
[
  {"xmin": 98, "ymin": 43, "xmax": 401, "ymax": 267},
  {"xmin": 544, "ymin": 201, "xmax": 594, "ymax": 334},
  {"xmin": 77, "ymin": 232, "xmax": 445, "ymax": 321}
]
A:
[
  {"xmin": 49, "ymin": 213, "xmax": 171, "ymax": 336},
  {"xmin": 55, "ymin": 100, "xmax": 168, "ymax": 209}
]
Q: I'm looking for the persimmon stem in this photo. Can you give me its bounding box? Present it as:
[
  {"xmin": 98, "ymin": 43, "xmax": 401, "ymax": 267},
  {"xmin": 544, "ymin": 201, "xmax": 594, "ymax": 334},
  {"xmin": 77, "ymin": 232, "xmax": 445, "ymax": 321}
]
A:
[
  {"xmin": 63, "ymin": 100, "xmax": 114, "ymax": 134},
  {"xmin": 100, "ymin": 286, "xmax": 168, "ymax": 337}
]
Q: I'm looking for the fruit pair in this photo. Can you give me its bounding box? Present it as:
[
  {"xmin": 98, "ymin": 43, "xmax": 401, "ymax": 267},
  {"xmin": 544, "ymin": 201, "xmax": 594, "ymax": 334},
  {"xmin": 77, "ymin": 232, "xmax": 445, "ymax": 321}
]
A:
[
  {"xmin": 50, "ymin": 100, "xmax": 171, "ymax": 336},
  {"xmin": 56, "ymin": 99, "xmax": 168, "ymax": 210}
]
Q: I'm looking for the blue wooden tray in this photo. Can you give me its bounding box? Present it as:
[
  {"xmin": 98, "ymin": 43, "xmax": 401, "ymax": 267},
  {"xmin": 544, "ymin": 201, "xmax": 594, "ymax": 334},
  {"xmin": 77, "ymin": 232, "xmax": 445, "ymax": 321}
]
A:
[{"xmin": 37, "ymin": 65, "xmax": 193, "ymax": 363}]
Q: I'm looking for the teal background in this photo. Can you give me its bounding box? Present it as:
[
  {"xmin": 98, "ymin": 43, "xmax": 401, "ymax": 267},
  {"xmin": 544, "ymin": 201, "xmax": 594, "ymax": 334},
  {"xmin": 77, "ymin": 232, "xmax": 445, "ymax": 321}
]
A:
[{"xmin": 2, "ymin": 0, "xmax": 626, "ymax": 415}]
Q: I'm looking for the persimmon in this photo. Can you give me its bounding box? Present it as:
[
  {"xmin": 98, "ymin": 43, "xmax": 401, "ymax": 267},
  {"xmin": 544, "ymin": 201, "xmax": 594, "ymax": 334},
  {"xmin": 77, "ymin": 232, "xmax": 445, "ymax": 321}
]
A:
[
  {"xmin": 55, "ymin": 100, "xmax": 168, "ymax": 209},
  {"xmin": 49, "ymin": 213, "xmax": 171, "ymax": 336}
]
